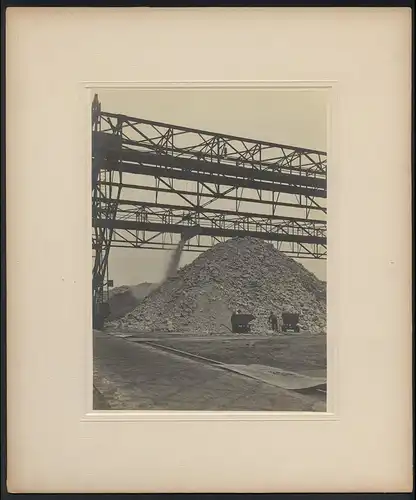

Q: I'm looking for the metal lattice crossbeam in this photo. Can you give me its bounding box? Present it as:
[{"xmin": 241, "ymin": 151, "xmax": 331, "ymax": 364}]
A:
[
  {"xmin": 91, "ymin": 94, "xmax": 327, "ymax": 313},
  {"xmin": 99, "ymin": 112, "xmax": 327, "ymax": 179}
]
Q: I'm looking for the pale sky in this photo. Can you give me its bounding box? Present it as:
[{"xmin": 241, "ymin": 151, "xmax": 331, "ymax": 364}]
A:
[{"xmin": 95, "ymin": 88, "xmax": 328, "ymax": 286}]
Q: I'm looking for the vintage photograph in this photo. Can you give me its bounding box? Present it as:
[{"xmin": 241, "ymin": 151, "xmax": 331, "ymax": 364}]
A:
[{"xmin": 92, "ymin": 88, "xmax": 328, "ymax": 412}]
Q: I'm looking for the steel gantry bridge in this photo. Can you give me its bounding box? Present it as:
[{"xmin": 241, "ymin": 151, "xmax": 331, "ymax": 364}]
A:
[{"xmin": 91, "ymin": 94, "xmax": 327, "ymax": 321}]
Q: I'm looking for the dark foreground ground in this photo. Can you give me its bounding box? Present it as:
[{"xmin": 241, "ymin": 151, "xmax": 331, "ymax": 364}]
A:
[{"xmin": 93, "ymin": 330, "xmax": 326, "ymax": 411}]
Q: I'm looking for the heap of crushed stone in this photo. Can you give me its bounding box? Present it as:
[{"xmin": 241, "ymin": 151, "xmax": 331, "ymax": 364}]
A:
[{"xmin": 110, "ymin": 237, "xmax": 326, "ymax": 335}]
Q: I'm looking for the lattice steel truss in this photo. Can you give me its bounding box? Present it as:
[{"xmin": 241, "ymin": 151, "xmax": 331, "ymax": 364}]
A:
[{"xmin": 91, "ymin": 94, "xmax": 327, "ymax": 315}]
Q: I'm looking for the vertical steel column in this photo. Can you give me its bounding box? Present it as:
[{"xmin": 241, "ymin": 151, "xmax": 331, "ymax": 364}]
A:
[{"xmin": 91, "ymin": 96, "xmax": 123, "ymax": 328}]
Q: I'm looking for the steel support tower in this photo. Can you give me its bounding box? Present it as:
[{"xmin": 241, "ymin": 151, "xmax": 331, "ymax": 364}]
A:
[{"xmin": 91, "ymin": 94, "xmax": 327, "ymax": 319}]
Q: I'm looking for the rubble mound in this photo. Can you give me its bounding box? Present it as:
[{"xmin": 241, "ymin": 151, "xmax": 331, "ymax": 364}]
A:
[{"xmin": 111, "ymin": 237, "xmax": 326, "ymax": 334}]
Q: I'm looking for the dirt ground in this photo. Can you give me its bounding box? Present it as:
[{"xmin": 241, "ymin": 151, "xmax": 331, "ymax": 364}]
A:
[
  {"xmin": 155, "ymin": 335, "xmax": 326, "ymax": 378},
  {"xmin": 93, "ymin": 331, "xmax": 325, "ymax": 411}
]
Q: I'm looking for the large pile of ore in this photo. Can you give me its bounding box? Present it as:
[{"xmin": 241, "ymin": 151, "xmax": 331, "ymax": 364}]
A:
[{"xmin": 111, "ymin": 237, "xmax": 327, "ymax": 334}]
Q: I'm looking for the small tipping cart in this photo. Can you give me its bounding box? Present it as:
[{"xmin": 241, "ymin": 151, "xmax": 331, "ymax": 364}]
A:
[
  {"xmin": 281, "ymin": 312, "xmax": 300, "ymax": 333},
  {"xmin": 231, "ymin": 313, "xmax": 255, "ymax": 333}
]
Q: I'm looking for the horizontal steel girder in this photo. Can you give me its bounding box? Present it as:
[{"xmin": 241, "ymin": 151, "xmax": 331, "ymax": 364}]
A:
[
  {"xmin": 100, "ymin": 158, "xmax": 326, "ymax": 199},
  {"xmin": 99, "ymin": 180, "xmax": 327, "ymax": 213},
  {"xmin": 112, "ymin": 149, "xmax": 327, "ymax": 190},
  {"xmin": 93, "ymin": 197, "xmax": 326, "ymax": 225},
  {"xmin": 94, "ymin": 218, "xmax": 326, "ymax": 245}
]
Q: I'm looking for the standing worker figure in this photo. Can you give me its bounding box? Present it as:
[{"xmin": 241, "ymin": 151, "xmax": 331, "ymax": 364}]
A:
[
  {"xmin": 231, "ymin": 310, "xmax": 238, "ymax": 333},
  {"xmin": 268, "ymin": 311, "xmax": 278, "ymax": 332}
]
